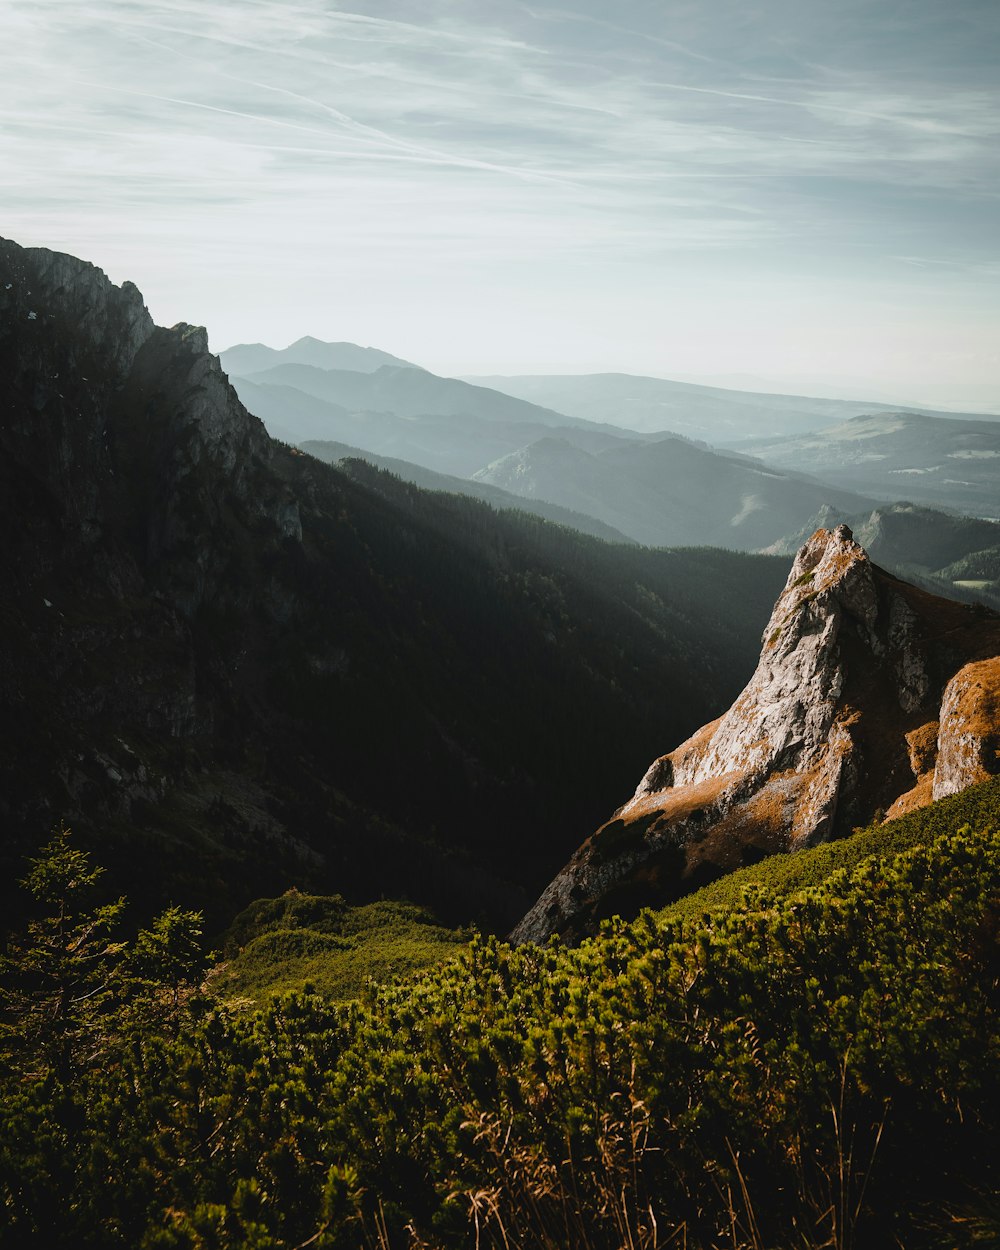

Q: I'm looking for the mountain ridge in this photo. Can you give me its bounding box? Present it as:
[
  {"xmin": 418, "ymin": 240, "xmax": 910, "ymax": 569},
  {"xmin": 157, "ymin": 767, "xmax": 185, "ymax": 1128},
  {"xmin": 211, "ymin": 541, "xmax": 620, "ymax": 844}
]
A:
[
  {"xmin": 220, "ymin": 336, "xmax": 417, "ymax": 377},
  {"xmin": 463, "ymin": 370, "xmax": 1000, "ymax": 442},
  {"xmin": 236, "ymin": 361, "xmax": 596, "ymax": 430},
  {"xmin": 298, "ymin": 439, "xmax": 635, "ymax": 542}
]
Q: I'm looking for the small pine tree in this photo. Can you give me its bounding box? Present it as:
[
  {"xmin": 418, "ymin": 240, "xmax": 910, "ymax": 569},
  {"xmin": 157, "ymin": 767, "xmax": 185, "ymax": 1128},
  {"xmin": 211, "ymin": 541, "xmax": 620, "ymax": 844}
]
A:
[
  {"xmin": 0, "ymin": 825, "xmax": 127, "ymax": 1081},
  {"xmin": 0, "ymin": 826, "xmax": 206, "ymax": 1080}
]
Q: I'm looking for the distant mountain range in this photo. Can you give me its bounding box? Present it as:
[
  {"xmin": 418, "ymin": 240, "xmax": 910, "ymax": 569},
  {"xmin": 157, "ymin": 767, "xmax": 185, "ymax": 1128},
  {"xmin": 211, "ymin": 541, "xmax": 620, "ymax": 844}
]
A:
[
  {"xmin": 218, "ymin": 338, "xmax": 1000, "ymax": 578},
  {"xmin": 300, "ymin": 440, "xmax": 634, "ymax": 543},
  {"xmin": 220, "ymin": 346, "xmax": 874, "ymax": 550},
  {"xmin": 236, "ymin": 362, "xmax": 584, "ymax": 426},
  {"xmin": 473, "ymin": 434, "xmax": 877, "ymax": 549},
  {"xmin": 226, "ymin": 359, "xmax": 654, "ymax": 476},
  {"xmin": 219, "ymin": 339, "xmax": 1000, "ymax": 559},
  {"xmin": 219, "ymin": 336, "xmax": 417, "ymax": 377},
  {"xmin": 729, "ymin": 412, "xmax": 1000, "ymax": 519},
  {"xmin": 462, "ymin": 371, "xmax": 998, "ymax": 443}
]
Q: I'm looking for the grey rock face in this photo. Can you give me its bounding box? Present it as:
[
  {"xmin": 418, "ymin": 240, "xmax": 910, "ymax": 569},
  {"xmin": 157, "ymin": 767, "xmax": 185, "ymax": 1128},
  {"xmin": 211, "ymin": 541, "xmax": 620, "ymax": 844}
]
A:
[
  {"xmin": 933, "ymin": 659, "xmax": 1000, "ymax": 799},
  {"xmin": 684, "ymin": 526, "xmax": 867, "ymax": 786},
  {"xmin": 1, "ymin": 240, "xmax": 154, "ymax": 375},
  {"xmin": 512, "ymin": 525, "xmax": 1000, "ymax": 945}
]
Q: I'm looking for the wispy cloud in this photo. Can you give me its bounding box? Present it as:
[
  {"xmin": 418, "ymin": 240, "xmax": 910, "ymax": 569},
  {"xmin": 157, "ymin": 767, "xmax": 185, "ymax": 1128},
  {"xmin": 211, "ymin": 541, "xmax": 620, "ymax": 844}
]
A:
[{"xmin": 1, "ymin": 0, "xmax": 997, "ymax": 390}]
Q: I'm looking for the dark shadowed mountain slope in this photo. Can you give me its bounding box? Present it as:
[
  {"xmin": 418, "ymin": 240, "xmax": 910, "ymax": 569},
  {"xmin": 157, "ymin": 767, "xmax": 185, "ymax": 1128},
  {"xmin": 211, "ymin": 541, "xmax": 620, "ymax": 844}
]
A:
[
  {"xmin": 463, "ymin": 371, "xmax": 995, "ymax": 442},
  {"xmin": 299, "ymin": 440, "xmax": 633, "ymax": 542},
  {"xmin": 220, "ymin": 336, "xmax": 417, "ymax": 378},
  {"xmin": 513, "ymin": 526, "xmax": 1000, "ymax": 943},
  {"xmin": 0, "ymin": 237, "xmax": 787, "ymax": 931},
  {"xmin": 730, "ymin": 412, "xmax": 1000, "ymax": 518},
  {"xmin": 474, "ymin": 434, "xmax": 878, "ymax": 549}
]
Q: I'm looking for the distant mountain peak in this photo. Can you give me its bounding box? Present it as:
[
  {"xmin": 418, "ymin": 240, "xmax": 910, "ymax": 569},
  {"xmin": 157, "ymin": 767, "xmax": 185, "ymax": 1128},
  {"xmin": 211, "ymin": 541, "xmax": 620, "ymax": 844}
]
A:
[
  {"xmin": 512, "ymin": 526, "xmax": 1000, "ymax": 943},
  {"xmin": 219, "ymin": 337, "xmax": 417, "ymax": 378}
]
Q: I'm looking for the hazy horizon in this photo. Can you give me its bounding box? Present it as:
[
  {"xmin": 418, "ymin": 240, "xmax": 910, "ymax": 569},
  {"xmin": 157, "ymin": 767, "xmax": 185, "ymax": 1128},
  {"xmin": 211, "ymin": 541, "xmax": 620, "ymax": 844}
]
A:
[
  {"xmin": 3, "ymin": 0, "xmax": 998, "ymax": 410},
  {"xmin": 222, "ymin": 331, "xmax": 1000, "ymax": 415}
]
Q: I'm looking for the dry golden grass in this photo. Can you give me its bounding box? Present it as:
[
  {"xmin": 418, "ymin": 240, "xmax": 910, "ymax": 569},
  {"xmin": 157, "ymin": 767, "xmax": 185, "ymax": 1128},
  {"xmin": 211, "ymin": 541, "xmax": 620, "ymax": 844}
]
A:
[
  {"xmin": 944, "ymin": 656, "xmax": 1000, "ymax": 740},
  {"xmin": 905, "ymin": 720, "xmax": 940, "ymax": 776},
  {"xmin": 885, "ymin": 773, "xmax": 936, "ymax": 820}
]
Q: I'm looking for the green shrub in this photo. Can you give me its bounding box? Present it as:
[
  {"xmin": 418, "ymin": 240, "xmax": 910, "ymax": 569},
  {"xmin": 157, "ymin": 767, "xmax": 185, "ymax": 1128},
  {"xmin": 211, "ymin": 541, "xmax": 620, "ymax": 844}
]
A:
[
  {"xmin": 4, "ymin": 815, "xmax": 1000, "ymax": 1248},
  {"xmin": 211, "ymin": 891, "xmax": 470, "ymax": 1004}
]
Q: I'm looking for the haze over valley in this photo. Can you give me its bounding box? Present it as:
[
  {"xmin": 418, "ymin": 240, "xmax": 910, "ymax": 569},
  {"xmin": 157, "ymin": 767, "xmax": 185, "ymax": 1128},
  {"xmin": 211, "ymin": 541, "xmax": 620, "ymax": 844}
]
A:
[{"xmin": 220, "ymin": 335, "xmax": 1000, "ymax": 596}]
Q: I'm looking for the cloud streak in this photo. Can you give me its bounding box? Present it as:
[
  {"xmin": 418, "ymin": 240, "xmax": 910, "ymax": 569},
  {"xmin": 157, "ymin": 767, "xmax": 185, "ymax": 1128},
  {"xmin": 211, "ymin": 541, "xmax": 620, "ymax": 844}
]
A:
[{"xmin": 1, "ymin": 0, "xmax": 997, "ymax": 395}]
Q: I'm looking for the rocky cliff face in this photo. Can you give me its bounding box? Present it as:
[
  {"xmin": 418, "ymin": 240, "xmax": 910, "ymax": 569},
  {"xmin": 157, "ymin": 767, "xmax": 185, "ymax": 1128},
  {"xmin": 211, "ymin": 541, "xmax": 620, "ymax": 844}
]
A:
[
  {"xmin": 0, "ymin": 240, "xmax": 326, "ymax": 920},
  {"xmin": 1, "ymin": 238, "xmax": 549, "ymax": 926},
  {"xmin": 511, "ymin": 525, "xmax": 1000, "ymax": 944},
  {"xmin": 1, "ymin": 237, "xmax": 786, "ymax": 930}
]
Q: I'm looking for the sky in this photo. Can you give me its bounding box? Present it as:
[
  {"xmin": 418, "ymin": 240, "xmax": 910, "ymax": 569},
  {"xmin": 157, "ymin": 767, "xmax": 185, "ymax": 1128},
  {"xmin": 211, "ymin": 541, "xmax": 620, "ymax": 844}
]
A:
[{"xmin": 2, "ymin": 0, "xmax": 999, "ymax": 408}]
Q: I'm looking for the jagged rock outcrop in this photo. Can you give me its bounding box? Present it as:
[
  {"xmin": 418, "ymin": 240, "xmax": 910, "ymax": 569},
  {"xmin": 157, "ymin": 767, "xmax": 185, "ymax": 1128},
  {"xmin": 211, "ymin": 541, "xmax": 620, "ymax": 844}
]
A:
[{"xmin": 512, "ymin": 525, "xmax": 1000, "ymax": 944}]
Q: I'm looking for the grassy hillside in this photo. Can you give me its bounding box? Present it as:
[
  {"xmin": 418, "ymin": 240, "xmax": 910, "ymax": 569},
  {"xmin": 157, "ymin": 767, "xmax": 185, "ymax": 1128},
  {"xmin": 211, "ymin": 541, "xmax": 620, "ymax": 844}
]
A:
[
  {"xmin": 209, "ymin": 775, "xmax": 1000, "ymax": 1007},
  {"xmin": 210, "ymin": 892, "xmax": 469, "ymax": 1006}
]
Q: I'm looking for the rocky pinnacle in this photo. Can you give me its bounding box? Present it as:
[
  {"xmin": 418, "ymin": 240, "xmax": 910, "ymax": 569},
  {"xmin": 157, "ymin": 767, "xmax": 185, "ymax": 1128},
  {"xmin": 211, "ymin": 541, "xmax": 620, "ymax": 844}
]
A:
[{"xmin": 511, "ymin": 525, "xmax": 1000, "ymax": 944}]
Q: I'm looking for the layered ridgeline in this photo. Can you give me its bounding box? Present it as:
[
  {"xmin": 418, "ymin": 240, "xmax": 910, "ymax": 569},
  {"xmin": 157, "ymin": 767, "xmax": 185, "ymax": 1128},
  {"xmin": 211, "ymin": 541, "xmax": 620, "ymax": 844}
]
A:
[
  {"xmin": 299, "ymin": 439, "xmax": 635, "ymax": 543},
  {"xmin": 472, "ymin": 436, "xmax": 876, "ymax": 550},
  {"xmin": 223, "ymin": 341, "xmax": 889, "ymax": 550},
  {"xmin": 220, "ymin": 336, "xmax": 418, "ymax": 377},
  {"xmin": 0, "ymin": 238, "xmax": 787, "ymax": 929},
  {"xmin": 513, "ymin": 525, "xmax": 1000, "ymax": 942},
  {"xmin": 463, "ymin": 369, "xmax": 983, "ymax": 440},
  {"xmin": 222, "ymin": 349, "xmax": 643, "ymax": 472}
]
